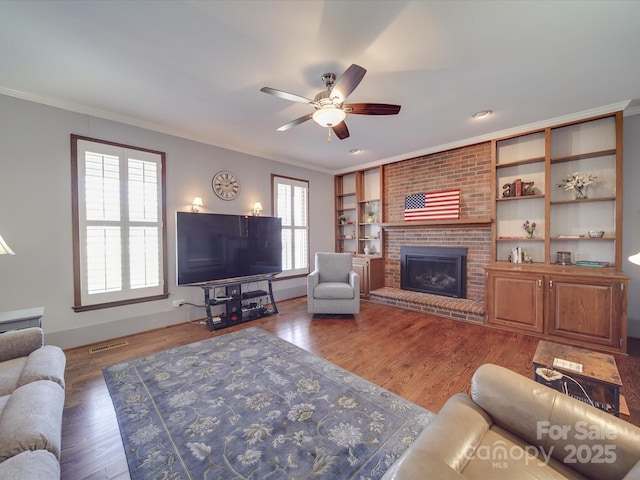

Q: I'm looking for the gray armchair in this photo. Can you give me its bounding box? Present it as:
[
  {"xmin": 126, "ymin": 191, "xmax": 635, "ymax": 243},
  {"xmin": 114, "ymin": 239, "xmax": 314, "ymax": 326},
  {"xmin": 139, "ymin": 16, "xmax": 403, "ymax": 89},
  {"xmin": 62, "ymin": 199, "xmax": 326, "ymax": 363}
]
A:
[{"xmin": 307, "ymin": 252, "xmax": 360, "ymax": 314}]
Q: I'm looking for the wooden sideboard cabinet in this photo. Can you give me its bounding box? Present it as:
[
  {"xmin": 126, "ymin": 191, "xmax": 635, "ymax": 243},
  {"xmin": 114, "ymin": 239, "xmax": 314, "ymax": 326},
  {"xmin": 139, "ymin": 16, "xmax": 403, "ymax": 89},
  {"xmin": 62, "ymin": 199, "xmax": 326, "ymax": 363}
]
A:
[
  {"xmin": 485, "ymin": 264, "xmax": 628, "ymax": 354},
  {"xmin": 352, "ymin": 255, "xmax": 384, "ymax": 298}
]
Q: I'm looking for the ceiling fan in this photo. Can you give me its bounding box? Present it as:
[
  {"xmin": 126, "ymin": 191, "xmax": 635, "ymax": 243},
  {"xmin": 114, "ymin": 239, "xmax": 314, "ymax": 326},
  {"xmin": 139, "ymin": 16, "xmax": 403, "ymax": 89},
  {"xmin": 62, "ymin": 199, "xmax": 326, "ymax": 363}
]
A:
[{"xmin": 260, "ymin": 64, "xmax": 401, "ymax": 141}]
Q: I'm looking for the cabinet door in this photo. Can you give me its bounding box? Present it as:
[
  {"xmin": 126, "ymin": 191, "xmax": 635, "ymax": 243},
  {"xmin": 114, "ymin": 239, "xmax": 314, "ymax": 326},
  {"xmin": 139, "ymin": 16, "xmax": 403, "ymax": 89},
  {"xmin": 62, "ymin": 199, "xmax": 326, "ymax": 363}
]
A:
[
  {"xmin": 368, "ymin": 257, "xmax": 385, "ymax": 292},
  {"xmin": 486, "ymin": 270, "xmax": 544, "ymax": 333},
  {"xmin": 547, "ymin": 276, "xmax": 625, "ymax": 350}
]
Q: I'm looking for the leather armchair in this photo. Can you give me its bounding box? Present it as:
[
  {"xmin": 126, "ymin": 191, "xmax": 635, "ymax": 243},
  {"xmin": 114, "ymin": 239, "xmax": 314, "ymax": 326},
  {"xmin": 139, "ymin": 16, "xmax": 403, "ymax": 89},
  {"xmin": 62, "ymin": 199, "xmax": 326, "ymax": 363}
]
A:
[
  {"xmin": 383, "ymin": 363, "xmax": 640, "ymax": 480},
  {"xmin": 307, "ymin": 252, "xmax": 360, "ymax": 315}
]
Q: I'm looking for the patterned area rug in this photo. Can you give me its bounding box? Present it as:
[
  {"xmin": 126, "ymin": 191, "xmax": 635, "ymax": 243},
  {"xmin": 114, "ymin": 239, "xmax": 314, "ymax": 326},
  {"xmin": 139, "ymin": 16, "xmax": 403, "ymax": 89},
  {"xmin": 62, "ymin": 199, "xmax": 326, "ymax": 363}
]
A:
[{"xmin": 103, "ymin": 326, "xmax": 433, "ymax": 479}]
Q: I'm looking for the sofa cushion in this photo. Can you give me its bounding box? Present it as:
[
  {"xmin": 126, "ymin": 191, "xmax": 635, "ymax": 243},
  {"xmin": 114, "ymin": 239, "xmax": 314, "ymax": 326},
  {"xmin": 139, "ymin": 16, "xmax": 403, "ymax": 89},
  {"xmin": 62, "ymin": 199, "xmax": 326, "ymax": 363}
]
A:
[
  {"xmin": 0, "ymin": 357, "xmax": 27, "ymax": 396},
  {"xmin": 0, "ymin": 345, "xmax": 66, "ymax": 396},
  {"xmin": 0, "ymin": 328, "xmax": 43, "ymax": 363},
  {"xmin": 0, "ymin": 450, "xmax": 60, "ymax": 480},
  {"xmin": 0, "ymin": 380, "xmax": 64, "ymax": 461},
  {"xmin": 17, "ymin": 345, "xmax": 66, "ymax": 390},
  {"xmin": 313, "ymin": 282, "xmax": 355, "ymax": 299}
]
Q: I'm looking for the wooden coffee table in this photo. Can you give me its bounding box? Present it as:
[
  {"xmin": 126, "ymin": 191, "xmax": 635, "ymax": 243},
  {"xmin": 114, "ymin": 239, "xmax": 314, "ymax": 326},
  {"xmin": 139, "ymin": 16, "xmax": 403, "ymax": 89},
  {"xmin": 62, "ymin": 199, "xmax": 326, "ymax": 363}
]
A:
[{"xmin": 532, "ymin": 340, "xmax": 626, "ymax": 416}]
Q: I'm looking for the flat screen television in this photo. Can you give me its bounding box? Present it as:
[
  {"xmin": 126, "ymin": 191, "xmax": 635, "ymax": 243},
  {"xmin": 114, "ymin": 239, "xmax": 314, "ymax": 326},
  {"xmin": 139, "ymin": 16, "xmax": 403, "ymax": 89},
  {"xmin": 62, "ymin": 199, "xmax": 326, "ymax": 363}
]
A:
[{"xmin": 176, "ymin": 212, "xmax": 282, "ymax": 286}]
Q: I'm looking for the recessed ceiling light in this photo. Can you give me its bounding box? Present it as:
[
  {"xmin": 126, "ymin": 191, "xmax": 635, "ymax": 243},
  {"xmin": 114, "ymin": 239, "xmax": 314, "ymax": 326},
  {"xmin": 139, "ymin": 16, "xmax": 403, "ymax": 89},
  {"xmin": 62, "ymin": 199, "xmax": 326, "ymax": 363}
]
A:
[
  {"xmin": 472, "ymin": 110, "xmax": 493, "ymax": 119},
  {"xmin": 349, "ymin": 148, "xmax": 362, "ymax": 154}
]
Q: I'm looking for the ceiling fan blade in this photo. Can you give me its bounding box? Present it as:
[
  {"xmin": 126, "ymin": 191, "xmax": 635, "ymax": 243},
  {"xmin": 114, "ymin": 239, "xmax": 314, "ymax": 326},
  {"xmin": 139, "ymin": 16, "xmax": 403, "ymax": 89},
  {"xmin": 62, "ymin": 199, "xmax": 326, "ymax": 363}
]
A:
[
  {"xmin": 332, "ymin": 121, "xmax": 350, "ymax": 140},
  {"xmin": 331, "ymin": 64, "xmax": 366, "ymax": 102},
  {"xmin": 276, "ymin": 113, "xmax": 313, "ymax": 132},
  {"xmin": 260, "ymin": 87, "xmax": 315, "ymax": 105},
  {"xmin": 343, "ymin": 103, "xmax": 401, "ymax": 115}
]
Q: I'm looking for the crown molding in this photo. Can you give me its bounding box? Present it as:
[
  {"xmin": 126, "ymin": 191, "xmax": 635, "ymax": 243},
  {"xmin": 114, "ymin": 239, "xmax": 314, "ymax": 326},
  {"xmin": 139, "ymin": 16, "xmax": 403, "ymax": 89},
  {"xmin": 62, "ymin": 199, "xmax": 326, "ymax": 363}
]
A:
[
  {"xmin": 337, "ymin": 100, "xmax": 632, "ymax": 175},
  {"xmin": 2, "ymin": 86, "xmax": 632, "ymax": 176}
]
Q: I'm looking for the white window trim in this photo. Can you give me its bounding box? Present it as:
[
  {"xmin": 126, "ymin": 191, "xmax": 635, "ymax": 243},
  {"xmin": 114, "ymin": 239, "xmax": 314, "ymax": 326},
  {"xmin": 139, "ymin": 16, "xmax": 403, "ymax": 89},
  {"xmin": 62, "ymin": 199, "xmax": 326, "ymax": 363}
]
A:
[
  {"xmin": 273, "ymin": 175, "xmax": 309, "ymax": 278},
  {"xmin": 71, "ymin": 135, "xmax": 168, "ymax": 311}
]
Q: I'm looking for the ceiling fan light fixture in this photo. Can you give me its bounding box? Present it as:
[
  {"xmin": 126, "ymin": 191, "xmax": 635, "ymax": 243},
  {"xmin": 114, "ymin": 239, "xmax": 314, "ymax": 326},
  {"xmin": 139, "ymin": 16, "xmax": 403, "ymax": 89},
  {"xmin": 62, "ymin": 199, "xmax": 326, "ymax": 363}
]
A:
[{"xmin": 312, "ymin": 107, "xmax": 346, "ymax": 128}]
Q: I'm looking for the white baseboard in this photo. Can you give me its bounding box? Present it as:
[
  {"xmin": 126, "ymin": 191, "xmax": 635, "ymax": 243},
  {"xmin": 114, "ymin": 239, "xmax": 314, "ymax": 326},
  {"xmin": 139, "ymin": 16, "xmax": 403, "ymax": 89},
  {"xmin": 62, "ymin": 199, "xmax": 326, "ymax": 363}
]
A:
[
  {"xmin": 46, "ymin": 284, "xmax": 309, "ymax": 350},
  {"xmin": 45, "ymin": 309, "xmax": 190, "ymax": 350}
]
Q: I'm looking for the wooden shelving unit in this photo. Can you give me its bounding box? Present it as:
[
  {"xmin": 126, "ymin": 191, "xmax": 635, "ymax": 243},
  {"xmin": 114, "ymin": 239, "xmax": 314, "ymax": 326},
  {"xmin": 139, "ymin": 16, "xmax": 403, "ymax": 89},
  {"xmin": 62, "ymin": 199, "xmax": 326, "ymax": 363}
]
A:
[
  {"xmin": 335, "ymin": 166, "xmax": 384, "ymax": 297},
  {"xmin": 335, "ymin": 166, "xmax": 384, "ymax": 256},
  {"xmin": 485, "ymin": 112, "xmax": 628, "ymax": 354}
]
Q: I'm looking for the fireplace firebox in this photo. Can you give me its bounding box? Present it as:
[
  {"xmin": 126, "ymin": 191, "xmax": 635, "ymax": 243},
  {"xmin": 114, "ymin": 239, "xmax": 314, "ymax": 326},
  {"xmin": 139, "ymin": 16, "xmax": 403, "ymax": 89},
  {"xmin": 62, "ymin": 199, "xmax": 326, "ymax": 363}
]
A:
[{"xmin": 400, "ymin": 246, "xmax": 467, "ymax": 298}]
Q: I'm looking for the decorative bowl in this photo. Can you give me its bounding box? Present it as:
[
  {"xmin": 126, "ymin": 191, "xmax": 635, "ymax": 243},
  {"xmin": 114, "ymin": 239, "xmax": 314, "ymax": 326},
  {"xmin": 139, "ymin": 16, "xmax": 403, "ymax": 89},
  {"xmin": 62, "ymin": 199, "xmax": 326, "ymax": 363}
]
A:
[{"xmin": 588, "ymin": 231, "xmax": 605, "ymax": 238}]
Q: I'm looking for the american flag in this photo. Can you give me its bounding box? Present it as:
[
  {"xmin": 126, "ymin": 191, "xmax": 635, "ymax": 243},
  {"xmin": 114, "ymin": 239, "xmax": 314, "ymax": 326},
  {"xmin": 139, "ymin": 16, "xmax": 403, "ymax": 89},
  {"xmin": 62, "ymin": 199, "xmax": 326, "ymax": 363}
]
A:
[{"xmin": 404, "ymin": 189, "xmax": 460, "ymax": 221}]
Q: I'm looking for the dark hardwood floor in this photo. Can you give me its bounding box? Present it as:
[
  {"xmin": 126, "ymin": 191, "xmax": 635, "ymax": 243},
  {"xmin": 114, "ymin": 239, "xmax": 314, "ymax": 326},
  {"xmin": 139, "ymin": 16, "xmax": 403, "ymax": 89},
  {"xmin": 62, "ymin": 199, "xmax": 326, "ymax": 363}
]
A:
[{"xmin": 60, "ymin": 297, "xmax": 640, "ymax": 480}]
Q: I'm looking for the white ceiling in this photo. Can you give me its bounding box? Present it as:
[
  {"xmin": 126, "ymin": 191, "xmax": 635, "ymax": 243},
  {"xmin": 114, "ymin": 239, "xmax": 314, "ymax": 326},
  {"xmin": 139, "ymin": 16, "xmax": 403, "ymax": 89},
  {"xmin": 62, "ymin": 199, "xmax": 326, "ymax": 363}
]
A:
[{"xmin": 1, "ymin": 0, "xmax": 639, "ymax": 173}]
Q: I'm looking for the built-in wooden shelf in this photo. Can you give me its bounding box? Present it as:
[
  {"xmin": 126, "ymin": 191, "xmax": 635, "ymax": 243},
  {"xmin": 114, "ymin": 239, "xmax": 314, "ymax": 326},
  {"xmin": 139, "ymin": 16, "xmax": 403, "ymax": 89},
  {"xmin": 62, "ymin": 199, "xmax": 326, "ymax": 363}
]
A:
[{"xmin": 381, "ymin": 217, "xmax": 493, "ymax": 230}]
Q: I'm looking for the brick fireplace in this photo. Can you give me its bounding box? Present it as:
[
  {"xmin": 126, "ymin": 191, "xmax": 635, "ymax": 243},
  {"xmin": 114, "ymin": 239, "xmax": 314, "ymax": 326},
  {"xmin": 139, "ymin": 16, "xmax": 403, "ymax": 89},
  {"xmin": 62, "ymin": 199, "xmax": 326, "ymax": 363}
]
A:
[
  {"xmin": 384, "ymin": 226, "xmax": 490, "ymax": 303},
  {"xmin": 368, "ymin": 142, "xmax": 492, "ymax": 323}
]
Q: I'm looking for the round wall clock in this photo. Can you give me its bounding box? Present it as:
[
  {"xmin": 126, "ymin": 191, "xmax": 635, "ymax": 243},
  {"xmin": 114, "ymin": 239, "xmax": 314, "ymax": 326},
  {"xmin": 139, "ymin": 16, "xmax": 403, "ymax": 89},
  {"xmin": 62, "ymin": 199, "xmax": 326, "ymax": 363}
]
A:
[{"xmin": 212, "ymin": 171, "xmax": 240, "ymax": 200}]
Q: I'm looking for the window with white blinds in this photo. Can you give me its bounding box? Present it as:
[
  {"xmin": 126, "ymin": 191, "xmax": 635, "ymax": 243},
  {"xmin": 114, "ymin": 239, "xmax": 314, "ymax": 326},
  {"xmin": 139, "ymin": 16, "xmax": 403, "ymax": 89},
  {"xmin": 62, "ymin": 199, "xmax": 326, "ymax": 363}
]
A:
[
  {"xmin": 71, "ymin": 136, "xmax": 167, "ymax": 311},
  {"xmin": 273, "ymin": 175, "xmax": 309, "ymax": 278}
]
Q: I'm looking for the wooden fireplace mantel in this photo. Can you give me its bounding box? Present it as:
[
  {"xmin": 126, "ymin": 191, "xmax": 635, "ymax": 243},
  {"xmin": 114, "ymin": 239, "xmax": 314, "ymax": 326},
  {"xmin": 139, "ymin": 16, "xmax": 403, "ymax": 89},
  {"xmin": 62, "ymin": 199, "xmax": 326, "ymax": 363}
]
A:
[{"xmin": 381, "ymin": 217, "xmax": 493, "ymax": 230}]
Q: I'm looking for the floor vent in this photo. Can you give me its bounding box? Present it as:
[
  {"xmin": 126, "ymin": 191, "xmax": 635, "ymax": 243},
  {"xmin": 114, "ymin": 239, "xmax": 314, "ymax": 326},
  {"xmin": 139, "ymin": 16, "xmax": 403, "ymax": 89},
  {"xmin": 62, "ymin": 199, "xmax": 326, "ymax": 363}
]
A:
[{"xmin": 88, "ymin": 340, "xmax": 129, "ymax": 354}]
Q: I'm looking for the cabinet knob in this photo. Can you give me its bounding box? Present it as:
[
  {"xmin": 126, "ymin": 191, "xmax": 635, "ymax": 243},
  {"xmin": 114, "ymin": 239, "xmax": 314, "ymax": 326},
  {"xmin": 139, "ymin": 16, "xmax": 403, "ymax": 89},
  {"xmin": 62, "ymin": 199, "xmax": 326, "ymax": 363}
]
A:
[{"xmin": 538, "ymin": 279, "xmax": 542, "ymax": 288}]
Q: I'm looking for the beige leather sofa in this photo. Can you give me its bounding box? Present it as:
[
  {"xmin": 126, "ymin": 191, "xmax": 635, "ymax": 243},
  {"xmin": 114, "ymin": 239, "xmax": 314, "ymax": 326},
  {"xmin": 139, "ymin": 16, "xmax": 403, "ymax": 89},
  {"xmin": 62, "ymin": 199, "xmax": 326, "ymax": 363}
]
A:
[
  {"xmin": 383, "ymin": 363, "xmax": 640, "ymax": 480},
  {"xmin": 0, "ymin": 327, "xmax": 66, "ymax": 479}
]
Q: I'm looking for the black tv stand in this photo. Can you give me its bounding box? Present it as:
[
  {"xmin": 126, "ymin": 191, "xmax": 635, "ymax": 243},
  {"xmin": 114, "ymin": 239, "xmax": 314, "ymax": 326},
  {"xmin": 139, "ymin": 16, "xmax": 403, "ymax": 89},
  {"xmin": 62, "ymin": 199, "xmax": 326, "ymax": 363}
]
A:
[{"xmin": 200, "ymin": 275, "xmax": 278, "ymax": 331}]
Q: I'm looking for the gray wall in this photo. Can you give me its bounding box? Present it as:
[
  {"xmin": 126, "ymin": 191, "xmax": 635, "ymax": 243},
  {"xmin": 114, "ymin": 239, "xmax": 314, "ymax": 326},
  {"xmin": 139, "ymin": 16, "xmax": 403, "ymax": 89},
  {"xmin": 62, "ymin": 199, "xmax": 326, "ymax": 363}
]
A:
[
  {"xmin": 623, "ymin": 113, "xmax": 640, "ymax": 338},
  {"xmin": 0, "ymin": 94, "xmax": 334, "ymax": 348},
  {"xmin": 1, "ymin": 93, "xmax": 639, "ymax": 348}
]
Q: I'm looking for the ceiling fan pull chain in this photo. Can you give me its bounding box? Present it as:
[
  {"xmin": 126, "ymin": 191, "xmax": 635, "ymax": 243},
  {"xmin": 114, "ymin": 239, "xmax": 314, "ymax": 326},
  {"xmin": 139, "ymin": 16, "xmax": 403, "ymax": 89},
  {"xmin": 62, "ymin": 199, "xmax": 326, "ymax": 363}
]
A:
[{"xmin": 328, "ymin": 128, "xmax": 332, "ymax": 143}]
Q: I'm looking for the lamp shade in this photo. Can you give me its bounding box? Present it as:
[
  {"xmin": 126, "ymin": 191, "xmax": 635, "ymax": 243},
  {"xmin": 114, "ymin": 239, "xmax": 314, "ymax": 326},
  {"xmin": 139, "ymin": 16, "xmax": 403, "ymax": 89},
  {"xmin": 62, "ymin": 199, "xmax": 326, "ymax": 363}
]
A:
[
  {"xmin": 312, "ymin": 107, "xmax": 346, "ymax": 127},
  {"xmin": 0, "ymin": 234, "xmax": 15, "ymax": 255},
  {"xmin": 629, "ymin": 251, "xmax": 640, "ymax": 266},
  {"xmin": 191, "ymin": 197, "xmax": 203, "ymax": 213}
]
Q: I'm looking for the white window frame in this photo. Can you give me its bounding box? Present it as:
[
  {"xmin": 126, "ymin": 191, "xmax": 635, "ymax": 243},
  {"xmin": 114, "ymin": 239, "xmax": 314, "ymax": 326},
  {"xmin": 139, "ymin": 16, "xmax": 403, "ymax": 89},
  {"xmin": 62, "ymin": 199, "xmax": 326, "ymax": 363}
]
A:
[
  {"xmin": 272, "ymin": 175, "xmax": 309, "ymax": 278},
  {"xmin": 71, "ymin": 135, "xmax": 168, "ymax": 311}
]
